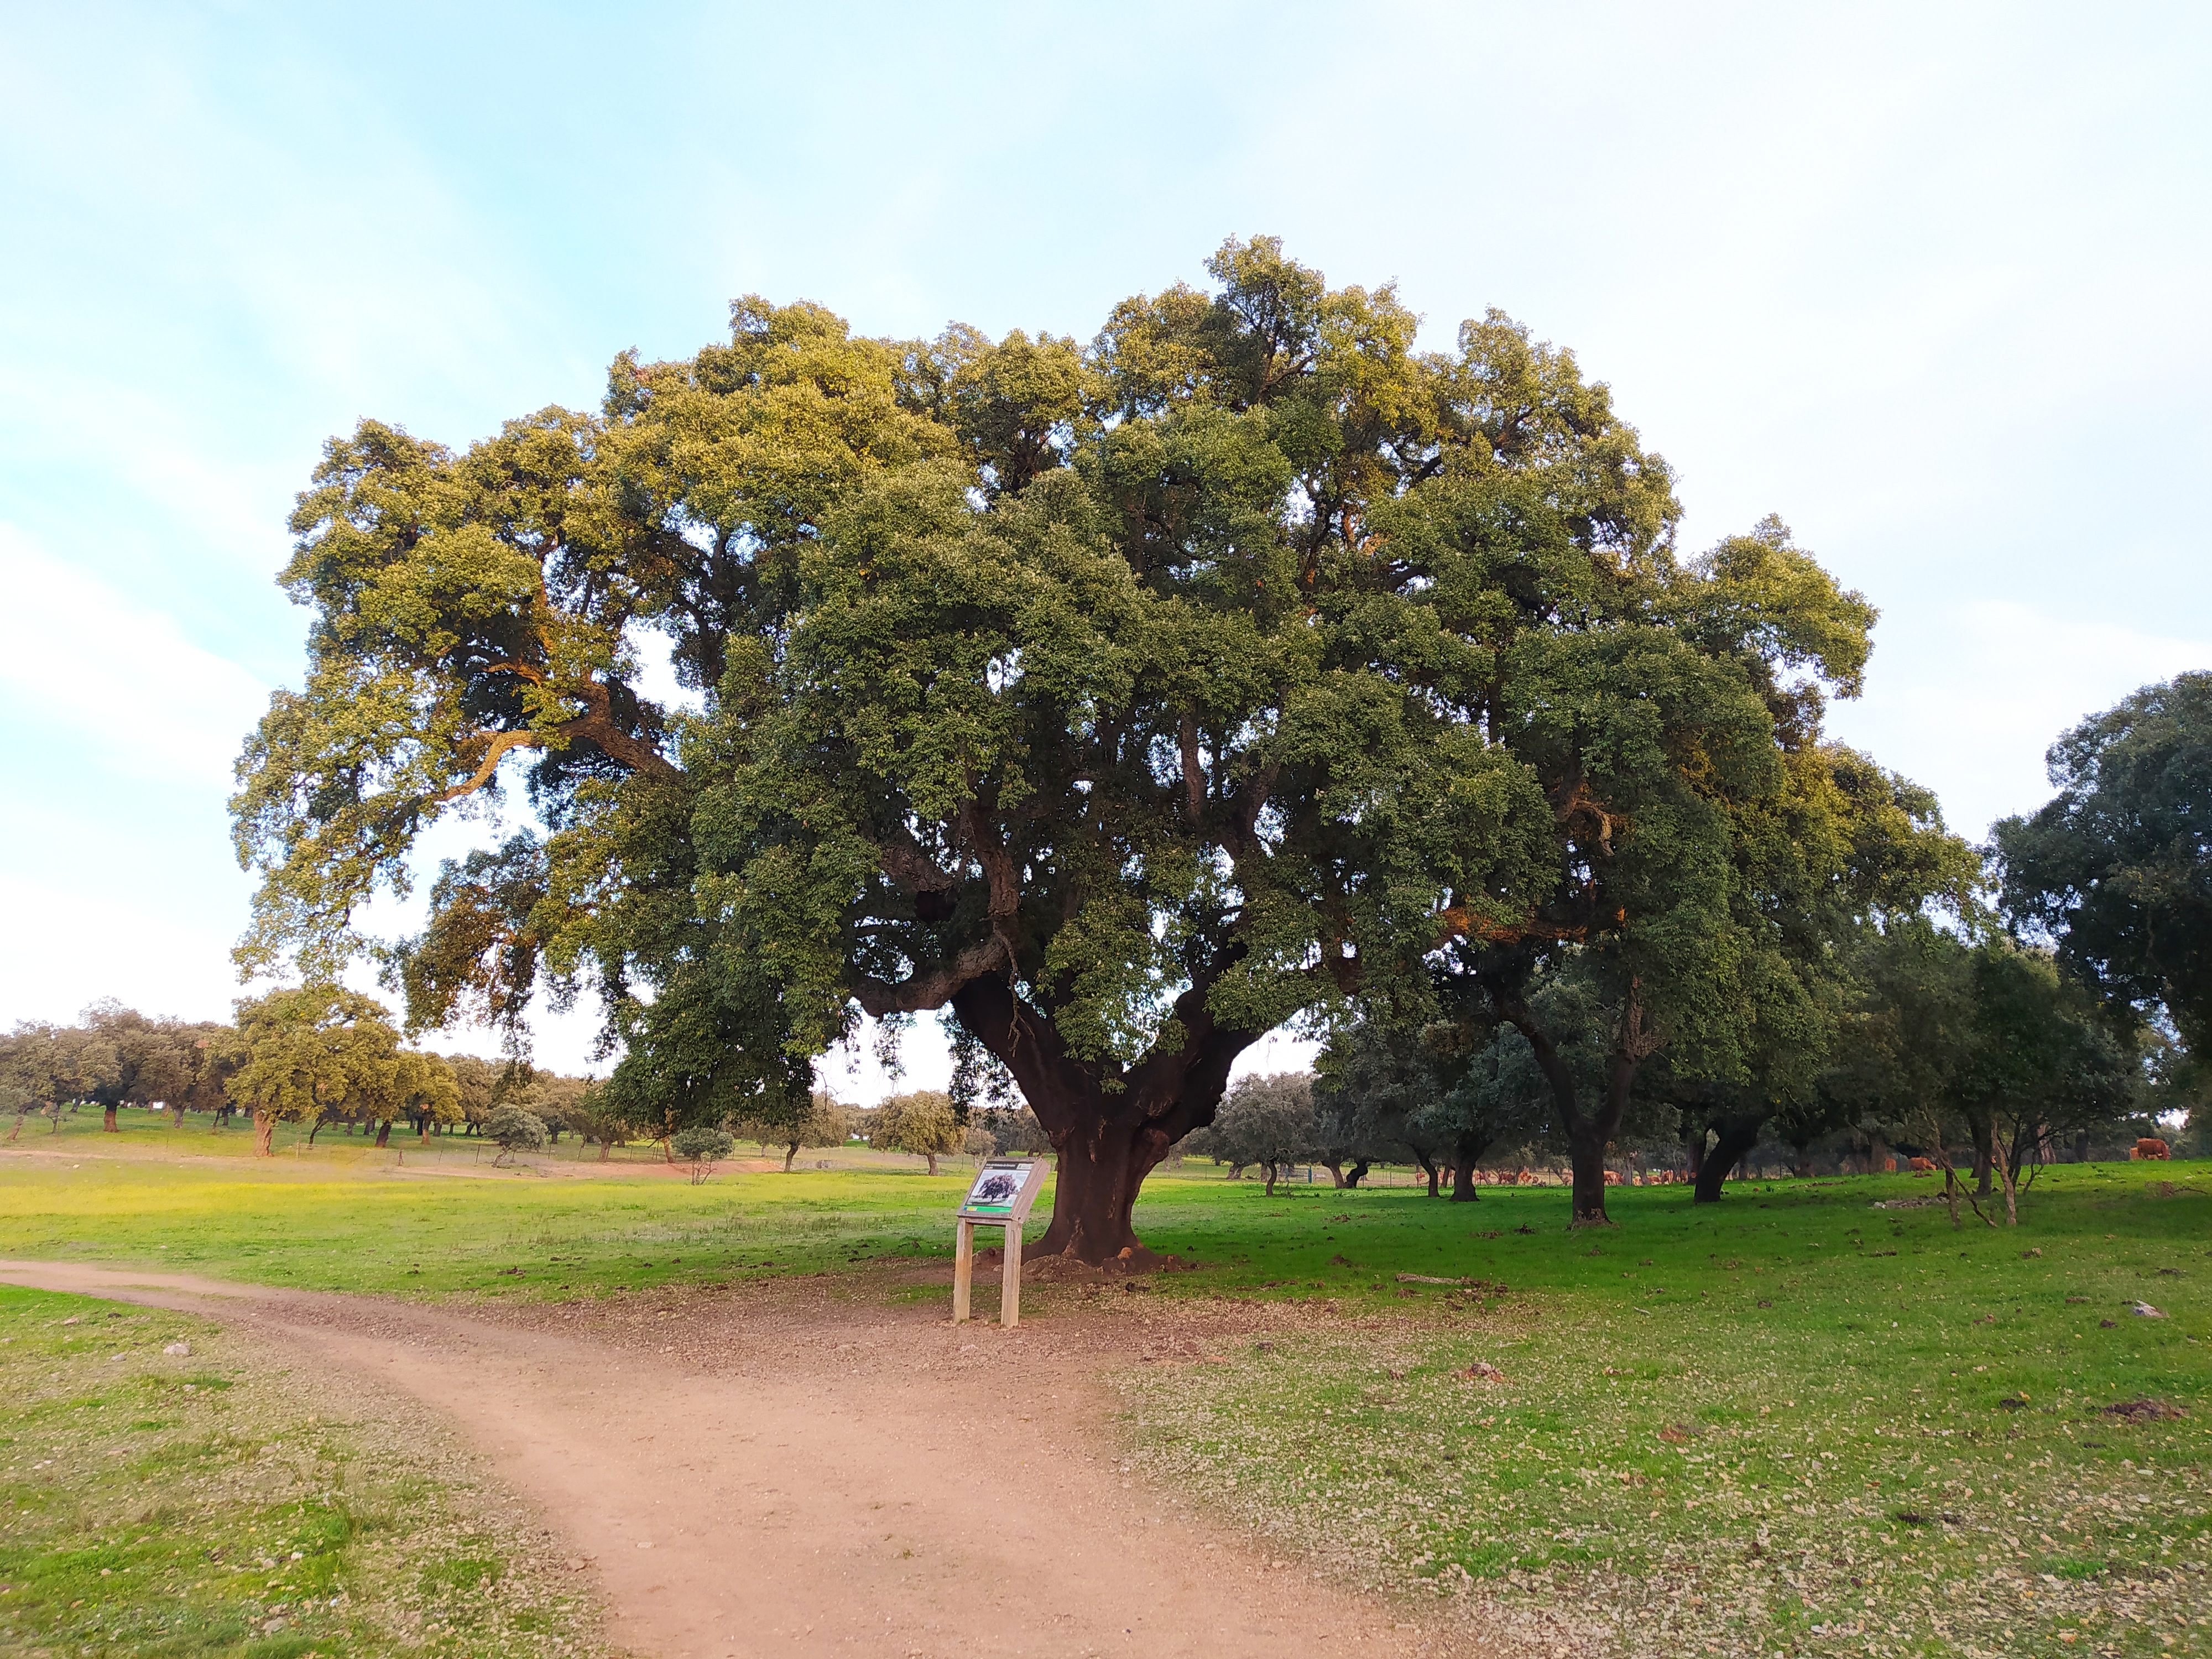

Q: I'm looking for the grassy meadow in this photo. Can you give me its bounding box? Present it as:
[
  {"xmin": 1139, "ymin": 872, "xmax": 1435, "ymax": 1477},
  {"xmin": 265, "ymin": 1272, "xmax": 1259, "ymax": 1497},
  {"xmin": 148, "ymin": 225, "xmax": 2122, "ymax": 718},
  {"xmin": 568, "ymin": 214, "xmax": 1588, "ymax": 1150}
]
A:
[
  {"xmin": 0, "ymin": 1281, "xmax": 609, "ymax": 1658},
  {"xmin": 2, "ymin": 1112, "xmax": 2206, "ymax": 1657}
]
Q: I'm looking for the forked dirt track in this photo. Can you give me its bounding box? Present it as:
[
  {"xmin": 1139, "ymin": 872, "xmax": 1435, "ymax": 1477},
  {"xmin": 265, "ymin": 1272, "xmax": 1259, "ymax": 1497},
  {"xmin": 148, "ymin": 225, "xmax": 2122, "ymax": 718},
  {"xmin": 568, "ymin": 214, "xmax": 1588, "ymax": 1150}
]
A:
[{"xmin": 0, "ymin": 1260, "xmax": 1533, "ymax": 1659}]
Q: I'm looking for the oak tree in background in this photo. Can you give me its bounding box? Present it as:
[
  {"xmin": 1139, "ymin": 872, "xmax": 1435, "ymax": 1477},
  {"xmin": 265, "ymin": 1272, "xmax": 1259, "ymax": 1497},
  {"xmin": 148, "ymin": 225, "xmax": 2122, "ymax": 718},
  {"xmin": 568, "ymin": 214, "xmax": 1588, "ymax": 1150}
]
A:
[
  {"xmin": 1206, "ymin": 1072, "xmax": 1319, "ymax": 1197},
  {"xmin": 231, "ymin": 236, "xmax": 1957, "ymax": 1254},
  {"xmin": 484, "ymin": 1102, "xmax": 550, "ymax": 1164},
  {"xmin": 735, "ymin": 1091, "xmax": 849, "ymax": 1172},
  {"xmin": 226, "ymin": 987, "xmax": 442, "ymax": 1157},
  {"xmin": 869, "ymin": 1091, "xmax": 961, "ymax": 1176},
  {"xmin": 1994, "ymin": 674, "xmax": 2212, "ymax": 1060},
  {"xmin": 1420, "ymin": 539, "xmax": 1976, "ymax": 1222},
  {"xmin": 671, "ymin": 1124, "xmax": 735, "ymax": 1183}
]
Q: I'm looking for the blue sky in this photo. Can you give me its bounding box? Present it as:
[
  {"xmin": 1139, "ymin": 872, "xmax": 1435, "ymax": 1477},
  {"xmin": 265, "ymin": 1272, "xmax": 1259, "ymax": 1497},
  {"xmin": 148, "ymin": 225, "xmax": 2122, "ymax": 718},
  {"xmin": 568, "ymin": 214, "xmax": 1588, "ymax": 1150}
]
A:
[{"xmin": 3, "ymin": 2, "xmax": 2207, "ymax": 1092}]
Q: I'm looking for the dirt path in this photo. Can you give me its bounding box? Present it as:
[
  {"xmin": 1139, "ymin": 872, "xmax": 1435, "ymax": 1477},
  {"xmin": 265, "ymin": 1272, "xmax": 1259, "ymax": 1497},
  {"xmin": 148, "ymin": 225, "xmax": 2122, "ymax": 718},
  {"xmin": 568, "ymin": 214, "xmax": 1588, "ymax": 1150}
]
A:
[{"xmin": 0, "ymin": 1260, "xmax": 1521, "ymax": 1659}]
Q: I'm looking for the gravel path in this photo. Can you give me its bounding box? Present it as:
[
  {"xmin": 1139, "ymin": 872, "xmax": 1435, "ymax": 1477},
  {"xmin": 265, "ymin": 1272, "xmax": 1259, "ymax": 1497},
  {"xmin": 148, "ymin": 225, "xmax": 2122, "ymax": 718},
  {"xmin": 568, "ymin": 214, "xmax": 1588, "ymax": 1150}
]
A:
[{"xmin": 0, "ymin": 1259, "xmax": 1524, "ymax": 1659}]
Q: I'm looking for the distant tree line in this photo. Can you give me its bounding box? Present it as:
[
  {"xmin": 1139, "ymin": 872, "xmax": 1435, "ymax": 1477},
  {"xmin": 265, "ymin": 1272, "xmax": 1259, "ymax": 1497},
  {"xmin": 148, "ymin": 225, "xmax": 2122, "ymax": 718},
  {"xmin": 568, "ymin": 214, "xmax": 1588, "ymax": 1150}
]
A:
[{"xmin": 0, "ymin": 990, "xmax": 602, "ymax": 1158}]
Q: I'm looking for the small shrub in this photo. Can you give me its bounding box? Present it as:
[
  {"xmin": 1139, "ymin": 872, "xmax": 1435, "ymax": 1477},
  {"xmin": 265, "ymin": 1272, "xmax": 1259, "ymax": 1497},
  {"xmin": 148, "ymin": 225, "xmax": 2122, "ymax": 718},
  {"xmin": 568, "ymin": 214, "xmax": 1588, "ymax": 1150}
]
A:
[
  {"xmin": 671, "ymin": 1126, "xmax": 735, "ymax": 1183},
  {"xmin": 483, "ymin": 1105, "xmax": 549, "ymax": 1164}
]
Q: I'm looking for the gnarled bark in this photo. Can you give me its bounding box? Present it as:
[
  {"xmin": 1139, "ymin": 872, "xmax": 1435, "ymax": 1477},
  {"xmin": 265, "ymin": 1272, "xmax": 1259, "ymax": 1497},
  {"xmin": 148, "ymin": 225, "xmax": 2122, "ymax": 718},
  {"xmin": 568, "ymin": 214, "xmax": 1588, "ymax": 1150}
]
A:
[
  {"xmin": 1449, "ymin": 1131, "xmax": 1493, "ymax": 1202},
  {"xmin": 950, "ymin": 962, "xmax": 1259, "ymax": 1266},
  {"xmin": 1693, "ymin": 1112, "xmax": 1768, "ymax": 1203}
]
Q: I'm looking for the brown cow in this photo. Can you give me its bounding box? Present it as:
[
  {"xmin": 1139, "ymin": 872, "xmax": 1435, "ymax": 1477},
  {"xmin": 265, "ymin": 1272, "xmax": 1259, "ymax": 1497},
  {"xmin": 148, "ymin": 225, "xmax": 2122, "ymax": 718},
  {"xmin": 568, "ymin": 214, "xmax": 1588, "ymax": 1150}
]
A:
[
  {"xmin": 2131, "ymin": 1138, "xmax": 2171, "ymax": 1161},
  {"xmin": 1907, "ymin": 1156, "xmax": 1937, "ymax": 1175}
]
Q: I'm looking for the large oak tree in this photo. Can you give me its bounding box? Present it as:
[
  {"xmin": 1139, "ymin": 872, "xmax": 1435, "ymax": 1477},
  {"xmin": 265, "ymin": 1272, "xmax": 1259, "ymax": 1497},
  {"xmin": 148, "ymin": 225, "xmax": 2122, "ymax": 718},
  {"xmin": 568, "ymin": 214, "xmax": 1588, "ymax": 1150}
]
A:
[
  {"xmin": 234, "ymin": 238, "xmax": 1924, "ymax": 1256},
  {"xmin": 1993, "ymin": 673, "xmax": 2212, "ymax": 1056}
]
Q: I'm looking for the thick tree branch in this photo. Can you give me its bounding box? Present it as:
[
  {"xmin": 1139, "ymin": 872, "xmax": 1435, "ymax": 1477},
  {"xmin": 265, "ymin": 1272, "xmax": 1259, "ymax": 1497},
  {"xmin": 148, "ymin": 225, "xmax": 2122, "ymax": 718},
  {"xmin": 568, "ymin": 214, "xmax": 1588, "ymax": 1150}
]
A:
[
  {"xmin": 431, "ymin": 677, "xmax": 679, "ymax": 806},
  {"xmin": 1178, "ymin": 715, "xmax": 1205, "ymax": 824},
  {"xmin": 432, "ymin": 732, "xmax": 546, "ymax": 804},
  {"xmin": 852, "ymin": 934, "xmax": 1011, "ymax": 1017}
]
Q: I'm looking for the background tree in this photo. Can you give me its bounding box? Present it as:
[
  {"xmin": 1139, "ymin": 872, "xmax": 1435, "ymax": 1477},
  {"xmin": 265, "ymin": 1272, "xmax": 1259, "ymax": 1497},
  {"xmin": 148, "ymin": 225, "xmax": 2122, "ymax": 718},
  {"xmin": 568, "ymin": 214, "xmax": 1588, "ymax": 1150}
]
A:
[
  {"xmin": 576, "ymin": 1085, "xmax": 635, "ymax": 1162},
  {"xmin": 1206, "ymin": 1073, "xmax": 1319, "ymax": 1196},
  {"xmin": 1436, "ymin": 674, "xmax": 1978, "ymax": 1224},
  {"xmin": 483, "ymin": 1102, "xmax": 549, "ymax": 1164},
  {"xmin": 869, "ymin": 1091, "xmax": 961, "ymax": 1176},
  {"xmin": 1949, "ymin": 940, "xmax": 2137, "ymax": 1223},
  {"xmin": 367, "ymin": 1050, "xmax": 460, "ymax": 1147},
  {"xmin": 1313, "ymin": 1025, "xmax": 1452, "ymax": 1195},
  {"xmin": 440, "ymin": 1054, "xmax": 501, "ymax": 1138},
  {"xmin": 970, "ymin": 1104, "xmax": 1052, "ymax": 1157},
  {"xmin": 735, "ymin": 1090, "xmax": 850, "ymax": 1172},
  {"xmin": 226, "ymin": 987, "xmax": 424, "ymax": 1157},
  {"xmin": 36, "ymin": 1020, "xmax": 120, "ymax": 1131},
  {"xmin": 1431, "ymin": 1024, "xmax": 1566, "ymax": 1199},
  {"xmin": 531, "ymin": 1072, "xmax": 593, "ymax": 1144},
  {"xmin": 1994, "ymin": 674, "xmax": 2212, "ymax": 1061},
  {"xmin": 1306, "ymin": 1083, "xmax": 1391, "ymax": 1188}
]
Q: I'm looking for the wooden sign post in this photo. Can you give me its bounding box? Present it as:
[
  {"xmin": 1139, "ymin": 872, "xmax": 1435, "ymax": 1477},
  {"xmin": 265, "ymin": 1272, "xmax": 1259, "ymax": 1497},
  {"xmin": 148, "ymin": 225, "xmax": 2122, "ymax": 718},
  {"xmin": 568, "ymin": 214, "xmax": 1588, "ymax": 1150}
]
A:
[{"xmin": 953, "ymin": 1158, "xmax": 1048, "ymax": 1327}]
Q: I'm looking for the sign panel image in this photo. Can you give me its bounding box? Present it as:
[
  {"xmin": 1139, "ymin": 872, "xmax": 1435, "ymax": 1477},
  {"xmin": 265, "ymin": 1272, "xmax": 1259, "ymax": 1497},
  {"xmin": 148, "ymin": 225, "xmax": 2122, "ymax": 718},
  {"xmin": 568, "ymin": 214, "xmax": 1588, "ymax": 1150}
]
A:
[{"xmin": 959, "ymin": 1159, "xmax": 1044, "ymax": 1222}]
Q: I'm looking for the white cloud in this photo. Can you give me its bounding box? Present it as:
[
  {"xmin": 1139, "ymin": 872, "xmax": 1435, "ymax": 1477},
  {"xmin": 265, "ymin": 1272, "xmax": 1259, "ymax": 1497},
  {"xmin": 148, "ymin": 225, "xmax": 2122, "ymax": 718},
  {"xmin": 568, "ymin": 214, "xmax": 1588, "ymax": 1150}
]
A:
[{"xmin": 0, "ymin": 524, "xmax": 270, "ymax": 788}]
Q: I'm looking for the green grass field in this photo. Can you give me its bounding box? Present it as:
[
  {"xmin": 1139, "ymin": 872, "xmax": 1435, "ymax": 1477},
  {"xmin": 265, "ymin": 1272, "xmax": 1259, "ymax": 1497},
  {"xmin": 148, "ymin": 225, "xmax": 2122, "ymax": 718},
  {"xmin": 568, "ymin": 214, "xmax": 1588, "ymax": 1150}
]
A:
[
  {"xmin": 0, "ymin": 1281, "xmax": 609, "ymax": 1658},
  {"xmin": 2, "ymin": 1114, "xmax": 2206, "ymax": 1657}
]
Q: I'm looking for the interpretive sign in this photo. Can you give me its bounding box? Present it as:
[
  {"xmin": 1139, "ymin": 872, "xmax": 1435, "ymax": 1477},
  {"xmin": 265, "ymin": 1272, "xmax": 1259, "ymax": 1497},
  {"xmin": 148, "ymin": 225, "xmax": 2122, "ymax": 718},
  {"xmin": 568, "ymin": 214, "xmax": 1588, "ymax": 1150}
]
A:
[
  {"xmin": 959, "ymin": 1158, "xmax": 1046, "ymax": 1222},
  {"xmin": 953, "ymin": 1158, "xmax": 1047, "ymax": 1327}
]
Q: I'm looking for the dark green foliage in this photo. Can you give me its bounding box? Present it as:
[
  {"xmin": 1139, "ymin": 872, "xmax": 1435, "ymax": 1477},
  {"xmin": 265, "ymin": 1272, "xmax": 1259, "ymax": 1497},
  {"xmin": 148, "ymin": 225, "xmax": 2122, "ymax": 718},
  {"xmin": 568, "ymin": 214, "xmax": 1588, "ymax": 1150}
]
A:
[
  {"xmin": 483, "ymin": 1104, "xmax": 549, "ymax": 1159},
  {"xmin": 1199, "ymin": 1073, "xmax": 1319, "ymax": 1193},
  {"xmin": 230, "ymin": 236, "xmax": 1964, "ymax": 1254},
  {"xmin": 1994, "ymin": 672, "xmax": 2212, "ymax": 1055}
]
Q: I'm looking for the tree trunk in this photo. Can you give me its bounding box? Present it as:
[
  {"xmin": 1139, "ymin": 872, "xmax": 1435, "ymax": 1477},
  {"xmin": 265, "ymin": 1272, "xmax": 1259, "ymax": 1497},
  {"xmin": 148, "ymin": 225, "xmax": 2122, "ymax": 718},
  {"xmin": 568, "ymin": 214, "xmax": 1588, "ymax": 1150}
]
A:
[
  {"xmin": 253, "ymin": 1110, "xmax": 276, "ymax": 1158},
  {"xmin": 1263, "ymin": 1162, "xmax": 1279, "ymax": 1197},
  {"xmin": 784, "ymin": 1141, "xmax": 800, "ymax": 1172},
  {"xmin": 1027, "ymin": 1114, "xmax": 1166, "ymax": 1261},
  {"xmin": 598, "ymin": 1137, "xmax": 612, "ymax": 1162},
  {"xmin": 945, "ymin": 966, "xmax": 1260, "ymax": 1266},
  {"xmin": 1683, "ymin": 1121, "xmax": 1707, "ymax": 1181},
  {"xmin": 925, "ymin": 1150, "xmax": 939, "ymax": 1177},
  {"xmin": 1321, "ymin": 1160, "xmax": 1346, "ymax": 1187},
  {"xmin": 2073, "ymin": 1127, "xmax": 2091, "ymax": 1164},
  {"xmin": 1693, "ymin": 1113, "xmax": 1767, "ymax": 1203},
  {"xmin": 1991, "ymin": 1119, "xmax": 2019, "ymax": 1225},
  {"xmin": 103, "ymin": 1105, "xmax": 119, "ymax": 1134},
  {"xmin": 375, "ymin": 1120, "xmax": 391, "ymax": 1147},
  {"xmin": 1566, "ymin": 1122, "xmax": 1615, "ymax": 1225},
  {"xmin": 1493, "ymin": 982, "xmax": 1652, "ymax": 1228},
  {"xmin": 1449, "ymin": 1131, "xmax": 1491, "ymax": 1202},
  {"xmin": 1342, "ymin": 1159, "xmax": 1369, "ymax": 1188},
  {"xmin": 307, "ymin": 1119, "xmax": 324, "ymax": 1146},
  {"xmin": 1970, "ymin": 1115, "xmax": 1994, "ymax": 1196},
  {"xmin": 1413, "ymin": 1152, "xmax": 1441, "ymax": 1197}
]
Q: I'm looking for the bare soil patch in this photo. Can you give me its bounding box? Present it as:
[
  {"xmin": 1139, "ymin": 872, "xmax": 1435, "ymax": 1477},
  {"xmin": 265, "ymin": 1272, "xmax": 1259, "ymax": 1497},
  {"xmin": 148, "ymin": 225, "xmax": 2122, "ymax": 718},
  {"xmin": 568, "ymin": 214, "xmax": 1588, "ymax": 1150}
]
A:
[{"xmin": 0, "ymin": 1259, "xmax": 1534, "ymax": 1659}]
